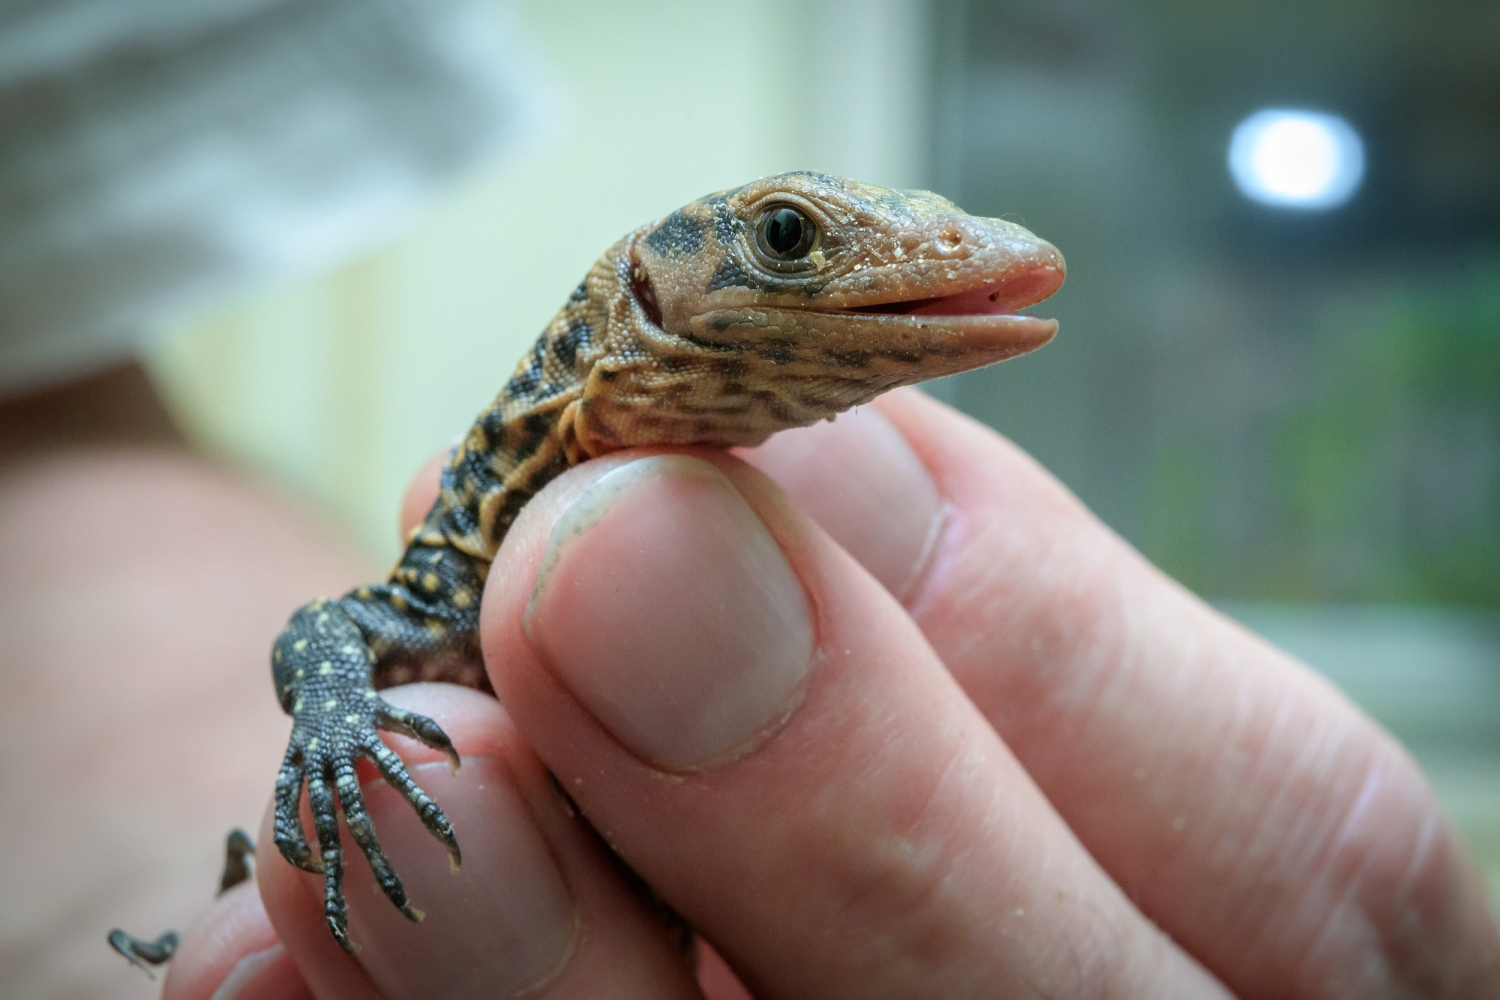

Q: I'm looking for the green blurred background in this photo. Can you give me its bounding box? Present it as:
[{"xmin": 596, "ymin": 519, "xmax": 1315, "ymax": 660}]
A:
[
  {"xmin": 929, "ymin": 0, "xmax": 1500, "ymax": 609},
  {"xmin": 143, "ymin": 0, "xmax": 1499, "ymax": 902}
]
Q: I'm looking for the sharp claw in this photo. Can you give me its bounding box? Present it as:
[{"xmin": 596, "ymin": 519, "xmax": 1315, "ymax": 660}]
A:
[
  {"xmin": 377, "ymin": 704, "xmax": 461, "ymax": 774},
  {"xmin": 327, "ymin": 913, "xmax": 359, "ymax": 955}
]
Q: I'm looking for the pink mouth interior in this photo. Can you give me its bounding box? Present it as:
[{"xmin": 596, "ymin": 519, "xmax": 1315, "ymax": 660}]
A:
[{"xmin": 862, "ymin": 266, "xmax": 1064, "ymax": 317}]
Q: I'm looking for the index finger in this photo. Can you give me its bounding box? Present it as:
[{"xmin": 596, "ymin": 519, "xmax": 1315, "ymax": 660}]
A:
[
  {"xmin": 481, "ymin": 448, "xmax": 1231, "ymax": 997},
  {"xmin": 744, "ymin": 389, "xmax": 1500, "ymax": 996}
]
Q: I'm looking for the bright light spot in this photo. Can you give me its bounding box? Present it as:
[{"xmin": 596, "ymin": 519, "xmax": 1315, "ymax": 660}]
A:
[{"xmin": 1228, "ymin": 109, "xmax": 1365, "ymax": 210}]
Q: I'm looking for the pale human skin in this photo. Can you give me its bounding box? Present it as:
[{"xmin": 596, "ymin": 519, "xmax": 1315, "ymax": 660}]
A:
[{"xmin": 158, "ymin": 387, "xmax": 1500, "ymax": 999}]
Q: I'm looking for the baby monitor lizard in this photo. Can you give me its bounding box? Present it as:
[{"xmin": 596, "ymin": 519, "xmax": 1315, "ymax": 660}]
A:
[{"xmin": 109, "ymin": 170, "xmax": 1065, "ymax": 970}]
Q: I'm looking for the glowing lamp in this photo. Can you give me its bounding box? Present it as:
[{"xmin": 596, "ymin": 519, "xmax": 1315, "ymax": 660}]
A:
[{"xmin": 1228, "ymin": 109, "xmax": 1365, "ymax": 210}]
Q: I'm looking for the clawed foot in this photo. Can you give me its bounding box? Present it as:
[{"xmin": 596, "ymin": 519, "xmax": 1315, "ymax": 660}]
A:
[
  {"xmin": 272, "ymin": 603, "xmax": 462, "ymax": 952},
  {"xmin": 107, "ymin": 929, "xmax": 179, "ymax": 979},
  {"xmin": 108, "ymin": 828, "xmax": 256, "ymax": 978},
  {"xmin": 276, "ymin": 696, "xmax": 462, "ymax": 951}
]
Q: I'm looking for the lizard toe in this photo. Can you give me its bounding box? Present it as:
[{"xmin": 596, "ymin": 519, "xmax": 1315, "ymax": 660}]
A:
[
  {"xmin": 365, "ymin": 733, "xmax": 463, "ymax": 872},
  {"xmin": 106, "ymin": 928, "xmax": 179, "ymax": 979},
  {"xmin": 273, "ymin": 744, "xmax": 320, "ymax": 873},
  {"xmin": 306, "ymin": 766, "xmax": 356, "ymax": 953},
  {"xmin": 335, "ymin": 760, "xmax": 423, "ymax": 922},
  {"xmin": 377, "ymin": 701, "xmax": 461, "ymax": 775}
]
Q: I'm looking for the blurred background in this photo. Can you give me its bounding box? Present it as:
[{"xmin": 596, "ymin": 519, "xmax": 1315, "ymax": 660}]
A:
[
  {"xmin": 7, "ymin": 0, "xmax": 1497, "ymax": 926},
  {"xmin": 914, "ymin": 0, "xmax": 1500, "ymax": 907}
]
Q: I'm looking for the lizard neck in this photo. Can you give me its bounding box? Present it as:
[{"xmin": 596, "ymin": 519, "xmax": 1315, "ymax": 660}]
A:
[{"xmin": 423, "ymin": 240, "xmax": 635, "ymax": 561}]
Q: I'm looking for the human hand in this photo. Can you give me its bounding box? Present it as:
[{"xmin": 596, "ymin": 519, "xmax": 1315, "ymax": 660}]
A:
[{"xmin": 164, "ymin": 389, "xmax": 1500, "ymax": 999}]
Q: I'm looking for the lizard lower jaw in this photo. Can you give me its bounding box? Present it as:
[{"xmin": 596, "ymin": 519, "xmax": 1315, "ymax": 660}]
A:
[
  {"xmin": 764, "ymin": 309, "xmax": 1060, "ymax": 364},
  {"xmin": 850, "ymin": 311, "xmax": 1060, "ymax": 357}
]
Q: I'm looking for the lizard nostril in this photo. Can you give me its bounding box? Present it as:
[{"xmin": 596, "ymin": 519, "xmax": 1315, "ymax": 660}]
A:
[{"xmin": 935, "ymin": 229, "xmax": 964, "ymax": 253}]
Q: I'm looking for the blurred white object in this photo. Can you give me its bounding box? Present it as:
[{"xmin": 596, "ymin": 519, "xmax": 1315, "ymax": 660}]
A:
[
  {"xmin": 0, "ymin": 0, "xmax": 561, "ymax": 393},
  {"xmin": 1228, "ymin": 108, "xmax": 1365, "ymax": 210}
]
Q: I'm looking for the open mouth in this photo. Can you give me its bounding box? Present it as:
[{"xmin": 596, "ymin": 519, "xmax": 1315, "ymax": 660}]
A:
[
  {"xmin": 849, "ymin": 265, "xmax": 1064, "ymax": 318},
  {"xmin": 686, "ymin": 260, "xmax": 1065, "ymax": 367}
]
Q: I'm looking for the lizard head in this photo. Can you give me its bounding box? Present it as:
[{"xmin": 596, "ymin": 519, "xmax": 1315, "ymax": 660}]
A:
[{"xmin": 582, "ymin": 172, "xmax": 1064, "ymax": 450}]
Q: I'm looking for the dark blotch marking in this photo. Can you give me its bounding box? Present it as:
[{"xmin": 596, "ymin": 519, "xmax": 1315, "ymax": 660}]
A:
[
  {"xmin": 478, "ymin": 406, "xmax": 507, "ymax": 441},
  {"xmin": 555, "ymin": 318, "xmax": 592, "ymax": 369},
  {"xmin": 507, "ymin": 412, "xmax": 554, "ymax": 464},
  {"xmin": 645, "ymin": 210, "xmax": 704, "ymax": 258},
  {"xmin": 507, "ymin": 333, "xmax": 549, "ymax": 396},
  {"xmin": 827, "ymin": 349, "xmax": 873, "ymax": 368},
  {"xmin": 439, "ymin": 438, "xmax": 504, "ymax": 537},
  {"xmin": 761, "ymin": 340, "xmax": 795, "ymax": 365},
  {"xmin": 879, "ymin": 348, "xmax": 924, "ymax": 363},
  {"xmin": 568, "ymin": 280, "xmax": 588, "ymax": 303},
  {"xmin": 683, "ymin": 329, "xmax": 745, "ymax": 352},
  {"xmin": 510, "ymin": 363, "xmax": 541, "ymax": 397},
  {"xmin": 487, "ymin": 449, "xmax": 568, "ymax": 542},
  {"xmin": 710, "ymin": 200, "xmax": 739, "ymax": 244},
  {"xmin": 712, "ymin": 357, "xmax": 748, "ymax": 378},
  {"xmin": 709, "ymin": 255, "xmax": 757, "ymax": 292}
]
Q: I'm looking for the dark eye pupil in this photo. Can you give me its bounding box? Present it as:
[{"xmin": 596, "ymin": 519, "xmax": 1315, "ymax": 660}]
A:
[{"xmin": 762, "ymin": 207, "xmax": 808, "ymax": 257}]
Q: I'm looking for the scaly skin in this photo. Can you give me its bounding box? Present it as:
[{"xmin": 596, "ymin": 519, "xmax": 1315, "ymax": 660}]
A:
[{"xmin": 110, "ymin": 171, "xmax": 1065, "ymax": 963}]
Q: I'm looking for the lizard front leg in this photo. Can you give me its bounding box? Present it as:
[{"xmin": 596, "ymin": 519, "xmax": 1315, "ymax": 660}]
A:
[{"xmin": 271, "ymin": 597, "xmax": 463, "ymax": 952}]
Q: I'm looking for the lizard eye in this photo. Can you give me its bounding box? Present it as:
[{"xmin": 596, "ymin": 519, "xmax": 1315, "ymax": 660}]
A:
[{"xmin": 756, "ymin": 205, "xmax": 817, "ymax": 260}]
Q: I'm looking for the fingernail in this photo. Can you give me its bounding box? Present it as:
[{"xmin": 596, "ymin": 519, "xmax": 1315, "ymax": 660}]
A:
[
  {"xmin": 344, "ymin": 758, "xmax": 578, "ymax": 1000},
  {"xmin": 212, "ymin": 944, "xmax": 311, "ymax": 1000},
  {"xmin": 525, "ymin": 455, "xmax": 814, "ymax": 770},
  {"xmin": 742, "ymin": 408, "xmax": 942, "ymax": 601}
]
